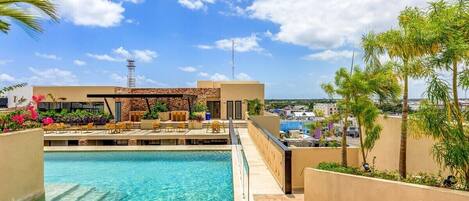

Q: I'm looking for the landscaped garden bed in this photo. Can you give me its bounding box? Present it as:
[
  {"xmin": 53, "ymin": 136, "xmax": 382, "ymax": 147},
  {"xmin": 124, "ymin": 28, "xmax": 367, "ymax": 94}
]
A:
[{"xmin": 316, "ymin": 162, "xmax": 468, "ymax": 192}]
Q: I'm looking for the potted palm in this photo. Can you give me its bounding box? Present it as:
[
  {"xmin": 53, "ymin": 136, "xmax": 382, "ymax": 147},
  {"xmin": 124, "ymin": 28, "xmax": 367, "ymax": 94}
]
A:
[
  {"xmin": 154, "ymin": 102, "xmax": 170, "ymax": 121},
  {"xmin": 188, "ymin": 113, "xmax": 204, "ymax": 129},
  {"xmin": 192, "ymin": 102, "xmax": 207, "ymax": 120},
  {"xmin": 140, "ymin": 109, "xmax": 159, "ymax": 130}
]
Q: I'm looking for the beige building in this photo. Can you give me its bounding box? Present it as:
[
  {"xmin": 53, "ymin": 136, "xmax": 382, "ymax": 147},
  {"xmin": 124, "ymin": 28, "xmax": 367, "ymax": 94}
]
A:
[
  {"xmin": 32, "ymin": 80, "xmax": 264, "ymax": 121},
  {"xmin": 313, "ymin": 103, "xmax": 338, "ymax": 117}
]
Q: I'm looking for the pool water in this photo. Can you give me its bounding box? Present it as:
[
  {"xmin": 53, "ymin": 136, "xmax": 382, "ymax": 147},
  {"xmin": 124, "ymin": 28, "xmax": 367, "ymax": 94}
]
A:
[
  {"xmin": 45, "ymin": 151, "xmax": 233, "ymax": 201},
  {"xmin": 280, "ymin": 120, "xmax": 311, "ymax": 134}
]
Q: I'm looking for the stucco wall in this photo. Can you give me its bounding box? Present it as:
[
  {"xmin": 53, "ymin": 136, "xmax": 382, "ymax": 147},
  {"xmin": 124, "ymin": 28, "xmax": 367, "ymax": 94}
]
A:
[
  {"xmin": 249, "ymin": 113, "xmax": 280, "ymax": 138},
  {"xmin": 0, "ymin": 129, "xmax": 44, "ymax": 201},
  {"xmin": 220, "ymin": 83, "xmax": 264, "ymax": 120},
  {"xmin": 291, "ymin": 147, "xmax": 359, "ymax": 189},
  {"xmin": 362, "ymin": 116, "xmax": 442, "ymax": 174},
  {"xmin": 304, "ymin": 168, "xmax": 469, "ymax": 201},
  {"xmin": 247, "ymin": 120, "xmax": 287, "ymax": 191},
  {"xmin": 33, "ymin": 86, "xmax": 117, "ymax": 115}
]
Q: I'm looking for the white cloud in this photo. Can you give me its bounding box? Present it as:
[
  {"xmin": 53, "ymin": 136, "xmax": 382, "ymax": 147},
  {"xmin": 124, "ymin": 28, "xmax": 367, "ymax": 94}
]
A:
[
  {"xmin": 88, "ymin": 47, "xmax": 158, "ymax": 63},
  {"xmin": 303, "ymin": 50, "xmax": 354, "ymax": 61},
  {"xmin": 179, "ymin": 66, "xmax": 198, "ymax": 73},
  {"xmin": 198, "ymin": 72, "xmax": 209, "ymax": 77},
  {"xmin": 0, "ymin": 73, "xmax": 16, "ymax": 82},
  {"xmin": 198, "ymin": 34, "xmax": 266, "ymax": 53},
  {"xmin": 56, "ymin": 0, "xmax": 125, "ymax": 27},
  {"xmin": 87, "ymin": 53, "xmax": 123, "ymax": 62},
  {"xmin": 133, "ymin": 50, "xmax": 158, "ymax": 63},
  {"xmin": 110, "ymin": 73, "xmax": 167, "ymax": 87},
  {"xmin": 28, "ymin": 67, "xmax": 78, "ymax": 85},
  {"xmin": 35, "ymin": 52, "xmax": 61, "ymax": 60},
  {"xmin": 210, "ymin": 73, "xmax": 230, "ymax": 81},
  {"xmin": 73, "ymin": 60, "xmax": 86, "ymax": 66},
  {"xmin": 122, "ymin": 0, "xmax": 145, "ymax": 3},
  {"xmin": 196, "ymin": 45, "xmax": 213, "ymax": 50},
  {"xmin": 0, "ymin": 59, "xmax": 12, "ymax": 65},
  {"xmin": 247, "ymin": 0, "xmax": 427, "ymax": 49},
  {"xmin": 235, "ymin": 72, "xmax": 252, "ymax": 80},
  {"xmin": 178, "ymin": 0, "xmax": 215, "ymax": 10}
]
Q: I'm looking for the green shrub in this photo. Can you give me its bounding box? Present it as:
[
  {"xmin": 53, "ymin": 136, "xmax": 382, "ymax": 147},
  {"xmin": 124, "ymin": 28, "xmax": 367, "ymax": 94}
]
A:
[
  {"xmin": 316, "ymin": 162, "xmax": 464, "ymax": 191},
  {"xmin": 193, "ymin": 103, "xmax": 207, "ymax": 113}
]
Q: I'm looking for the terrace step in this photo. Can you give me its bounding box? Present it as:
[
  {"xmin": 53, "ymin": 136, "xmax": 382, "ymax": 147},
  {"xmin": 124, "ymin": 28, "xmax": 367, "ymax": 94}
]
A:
[
  {"xmin": 78, "ymin": 189, "xmax": 109, "ymax": 201},
  {"xmin": 45, "ymin": 183, "xmax": 79, "ymax": 201},
  {"xmin": 57, "ymin": 186, "xmax": 95, "ymax": 201}
]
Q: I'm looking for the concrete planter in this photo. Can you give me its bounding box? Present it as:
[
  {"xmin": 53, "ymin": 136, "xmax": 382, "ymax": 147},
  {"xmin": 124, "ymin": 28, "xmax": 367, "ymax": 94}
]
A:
[
  {"xmin": 193, "ymin": 112, "xmax": 206, "ymax": 120},
  {"xmin": 188, "ymin": 121, "xmax": 203, "ymax": 129},
  {"xmin": 140, "ymin": 119, "xmax": 159, "ymax": 130},
  {"xmin": 0, "ymin": 129, "xmax": 45, "ymax": 201},
  {"xmin": 304, "ymin": 168, "xmax": 469, "ymax": 201},
  {"xmin": 159, "ymin": 112, "xmax": 170, "ymax": 121}
]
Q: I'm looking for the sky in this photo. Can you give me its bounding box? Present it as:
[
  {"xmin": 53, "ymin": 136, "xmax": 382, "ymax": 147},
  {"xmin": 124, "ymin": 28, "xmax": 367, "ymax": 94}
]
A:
[{"xmin": 0, "ymin": 0, "xmax": 450, "ymax": 99}]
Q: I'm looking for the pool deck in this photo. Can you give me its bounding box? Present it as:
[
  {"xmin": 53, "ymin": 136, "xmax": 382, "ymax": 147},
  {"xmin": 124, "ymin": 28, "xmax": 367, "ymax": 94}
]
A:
[
  {"xmin": 44, "ymin": 145, "xmax": 232, "ymax": 151},
  {"xmin": 44, "ymin": 129, "xmax": 229, "ymax": 141}
]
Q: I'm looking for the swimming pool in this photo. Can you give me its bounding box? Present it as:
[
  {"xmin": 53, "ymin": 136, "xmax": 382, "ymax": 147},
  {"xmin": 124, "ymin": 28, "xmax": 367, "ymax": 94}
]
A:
[
  {"xmin": 280, "ymin": 120, "xmax": 311, "ymax": 134},
  {"xmin": 45, "ymin": 151, "xmax": 233, "ymax": 201}
]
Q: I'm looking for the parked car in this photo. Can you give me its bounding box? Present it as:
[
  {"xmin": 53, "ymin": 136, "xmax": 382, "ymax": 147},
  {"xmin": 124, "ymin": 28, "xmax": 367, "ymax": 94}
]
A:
[{"xmin": 347, "ymin": 126, "xmax": 359, "ymax": 138}]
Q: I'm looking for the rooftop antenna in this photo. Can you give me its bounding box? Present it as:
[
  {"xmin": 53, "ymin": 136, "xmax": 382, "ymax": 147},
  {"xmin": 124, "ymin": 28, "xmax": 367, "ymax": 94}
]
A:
[
  {"xmin": 232, "ymin": 40, "xmax": 235, "ymax": 80},
  {"xmin": 349, "ymin": 50, "xmax": 355, "ymax": 74},
  {"xmin": 127, "ymin": 59, "xmax": 136, "ymax": 88}
]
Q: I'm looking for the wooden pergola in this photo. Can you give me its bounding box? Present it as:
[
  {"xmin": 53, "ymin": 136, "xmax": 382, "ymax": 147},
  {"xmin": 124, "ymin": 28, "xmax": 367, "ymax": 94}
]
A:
[{"xmin": 86, "ymin": 93, "xmax": 197, "ymax": 118}]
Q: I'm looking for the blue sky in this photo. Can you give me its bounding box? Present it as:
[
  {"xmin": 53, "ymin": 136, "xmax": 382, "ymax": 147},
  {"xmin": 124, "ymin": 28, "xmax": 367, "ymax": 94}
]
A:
[{"xmin": 0, "ymin": 0, "xmax": 434, "ymax": 99}]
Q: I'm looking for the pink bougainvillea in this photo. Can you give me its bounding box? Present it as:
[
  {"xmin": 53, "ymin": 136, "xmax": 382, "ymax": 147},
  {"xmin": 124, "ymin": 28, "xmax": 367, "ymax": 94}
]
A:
[
  {"xmin": 11, "ymin": 114, "xmax": 25, "ymax": 125},
  {"xmin": 42, "ymin": 117, "xmax": 54, "ymax": 125},
  {"xmin": 3, "ymin": 128, "xmax": 10, "ymax": 133},
  {"xmin": 27, "ymin": 104, "xmax": 38, "ymax": 120},
  {"xmin": 32, "ymin": 95, "xmax": 45, "ymax": 105}
]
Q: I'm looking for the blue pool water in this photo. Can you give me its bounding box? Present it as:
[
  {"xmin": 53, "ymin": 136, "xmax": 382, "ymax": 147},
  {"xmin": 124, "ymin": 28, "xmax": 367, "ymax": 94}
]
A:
[
  {"xmin": 45, "ymin": 151, "xmax": 233, "ymax": 201},
  {"xmin": 280, "ymin": 120, "xmax": 310, "ymax": 134}
]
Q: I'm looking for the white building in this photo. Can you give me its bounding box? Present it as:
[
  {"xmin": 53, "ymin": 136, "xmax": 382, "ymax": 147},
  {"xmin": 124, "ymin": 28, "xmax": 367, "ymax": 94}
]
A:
[
  {"xmin": 313, "ymin": 103, "xmax": 338, "ymax": 117},
  {"xmin": 4, "ymin": 85, "xmax": 32, "ymax": 108}
]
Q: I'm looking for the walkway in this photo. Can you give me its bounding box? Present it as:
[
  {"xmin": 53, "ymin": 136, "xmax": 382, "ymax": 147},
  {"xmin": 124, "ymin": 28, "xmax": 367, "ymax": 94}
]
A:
[{"xmin": 237, "ymin": 128, "xmax": 284, "ymax": 199}]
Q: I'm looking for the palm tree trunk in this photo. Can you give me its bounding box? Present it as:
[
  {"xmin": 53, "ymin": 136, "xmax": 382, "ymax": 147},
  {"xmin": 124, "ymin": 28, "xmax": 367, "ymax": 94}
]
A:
[
  {"xmin": 465, "ymin": 169, "xmax": 469, "ymax": 190},
  {"xmin": 342, "ymin": 115, "xmax": 348, "ymax": 167},
  {"xmin": 452, "ymin": 60, "xmax": 464, "ymax": 133},
  {"xmin": 357, "ymin": 116, "xmax": 367, "ymax": 165},
  {"xmin": 399, "ymin": 73, "xmax": 409, "ymax": 178}
]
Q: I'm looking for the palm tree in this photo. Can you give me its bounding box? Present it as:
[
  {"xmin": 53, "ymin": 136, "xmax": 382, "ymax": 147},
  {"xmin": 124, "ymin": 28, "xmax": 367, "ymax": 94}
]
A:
[
  {"xmin": 362, "ymin": 7, "xmax": 430, "ymax": 178},
  {"xmin": 0, "ymin": 0, "xmax": 58, "ymax": 34}
]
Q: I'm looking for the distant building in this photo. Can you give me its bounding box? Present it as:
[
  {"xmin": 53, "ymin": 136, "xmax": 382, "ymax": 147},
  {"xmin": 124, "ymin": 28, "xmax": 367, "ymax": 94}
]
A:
[
  {"xmin": 313, "ymin": 103, "xmax": 337, "ymax": 117},
  {"xmin": 293, "ymin": 112, "xmax": 315, "ymax": 120},
  {"xmin": 3, "ymin": 85, "xmax": 32, "ymax": 108}
]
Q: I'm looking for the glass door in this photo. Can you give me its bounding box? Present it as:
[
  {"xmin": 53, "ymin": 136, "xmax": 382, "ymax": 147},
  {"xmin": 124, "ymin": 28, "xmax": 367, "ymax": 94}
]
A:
[
  {"xmin": 227, "ymin": 101, "xmax": 234, "ymax": 120},
  {"xmin": 235, "ymin": 101, "xmax": 242, "ymax": 120}
]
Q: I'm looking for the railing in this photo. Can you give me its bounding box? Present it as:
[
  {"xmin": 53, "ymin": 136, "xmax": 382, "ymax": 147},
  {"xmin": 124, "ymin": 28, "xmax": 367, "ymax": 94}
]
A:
[
  {"xmin": 249, "ymin": 118, "xmax": 292, "ymax": 194},
  {"xmin": 229, "ymin": 118, "xmax": 250, "ymax": 201}
]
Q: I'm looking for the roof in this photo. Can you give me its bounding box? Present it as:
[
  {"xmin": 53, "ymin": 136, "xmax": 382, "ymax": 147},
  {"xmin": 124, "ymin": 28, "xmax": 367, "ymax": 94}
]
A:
[{"xmin": 86, "ymin": 94, "xmax": 197, "ymax": 98}]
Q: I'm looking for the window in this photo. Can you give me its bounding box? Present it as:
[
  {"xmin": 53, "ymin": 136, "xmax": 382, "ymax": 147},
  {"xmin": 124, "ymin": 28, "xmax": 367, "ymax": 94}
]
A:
[{"xmin": 38, "ymin": 102, "xmax": 105, "ymax": 113}]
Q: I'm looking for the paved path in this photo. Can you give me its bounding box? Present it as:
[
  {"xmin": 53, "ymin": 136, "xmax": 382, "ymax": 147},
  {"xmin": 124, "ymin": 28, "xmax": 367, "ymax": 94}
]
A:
[{"xmin": 237, "ymin": 128, "xmax": 285, "ymax": 200}]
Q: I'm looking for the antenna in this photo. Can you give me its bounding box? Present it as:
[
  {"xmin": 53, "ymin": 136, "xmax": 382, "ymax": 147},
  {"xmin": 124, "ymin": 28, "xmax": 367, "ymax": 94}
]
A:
[
  {"xmin": 232, "ymin": 40, "xmax": 235, "ymax": 80},
  {"xmin": 349, "ymin": 50, "xmax": 355, "ymax": 74},
  {"xmin": 127, "ymin": 59, "xmax": 136, "ymax": 88}
]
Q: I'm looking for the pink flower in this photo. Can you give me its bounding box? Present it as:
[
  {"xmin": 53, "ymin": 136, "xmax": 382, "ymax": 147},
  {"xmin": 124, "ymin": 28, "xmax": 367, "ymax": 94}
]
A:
[
  {"xmin": 32, "ymin": 95, "xmax": 45, "ymax": 105},
  {"xmin": 12, "ymin": 114, "xmax": 25, "ymax": 125},
  {"xmin": 42, "ymin": 117, "xmax": 54, "ymax": 125},
  {"xmin": 27, "ymin": 104, "xmax": 38, "ymax": 120},
  {"xmin": 3, "ymin": 128, "xmax": 10, "ymax": 133}
]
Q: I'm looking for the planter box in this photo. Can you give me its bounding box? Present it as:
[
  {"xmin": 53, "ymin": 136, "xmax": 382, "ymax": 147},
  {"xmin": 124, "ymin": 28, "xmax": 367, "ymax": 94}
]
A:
[
  {"xmin": 159, "ymin": 112, "xmax": 170, "ymax": 121},
  {"xmin": 188, "ymin": 121, "xmax": 203, "ymax": 129},
  {"xmin": 304, "ymin": 168, "xmax": 469, "ymax": 201},
  {"xmin": 194, "ymin": 112, "xmax": 206, "ymax": 120},
  {"xmin": 140, "ymin": 119, "xmax": 159, "ymax": 130},
  {"xmin": 0, "ymin": 129, "xmax": 45, "ymax": 201}
]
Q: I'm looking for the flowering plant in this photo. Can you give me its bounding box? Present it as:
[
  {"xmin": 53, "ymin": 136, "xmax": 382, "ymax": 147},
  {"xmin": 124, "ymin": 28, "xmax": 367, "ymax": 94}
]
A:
[{"xmin": 0, "ymin": 95, "xmax": 43, "ymax": 133}]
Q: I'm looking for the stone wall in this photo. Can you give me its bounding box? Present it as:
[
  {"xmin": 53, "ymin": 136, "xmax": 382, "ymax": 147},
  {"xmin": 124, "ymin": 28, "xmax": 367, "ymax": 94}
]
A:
[{"xmin": 116, "ymin": 88, "xmax": 220, "ymax": 121}]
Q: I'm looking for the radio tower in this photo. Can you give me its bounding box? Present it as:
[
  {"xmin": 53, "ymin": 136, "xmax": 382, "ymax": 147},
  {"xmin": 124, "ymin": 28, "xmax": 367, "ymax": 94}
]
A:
[{"xmin": 127, "ymin": 59, "xmax": 136, "ymax": 88}]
